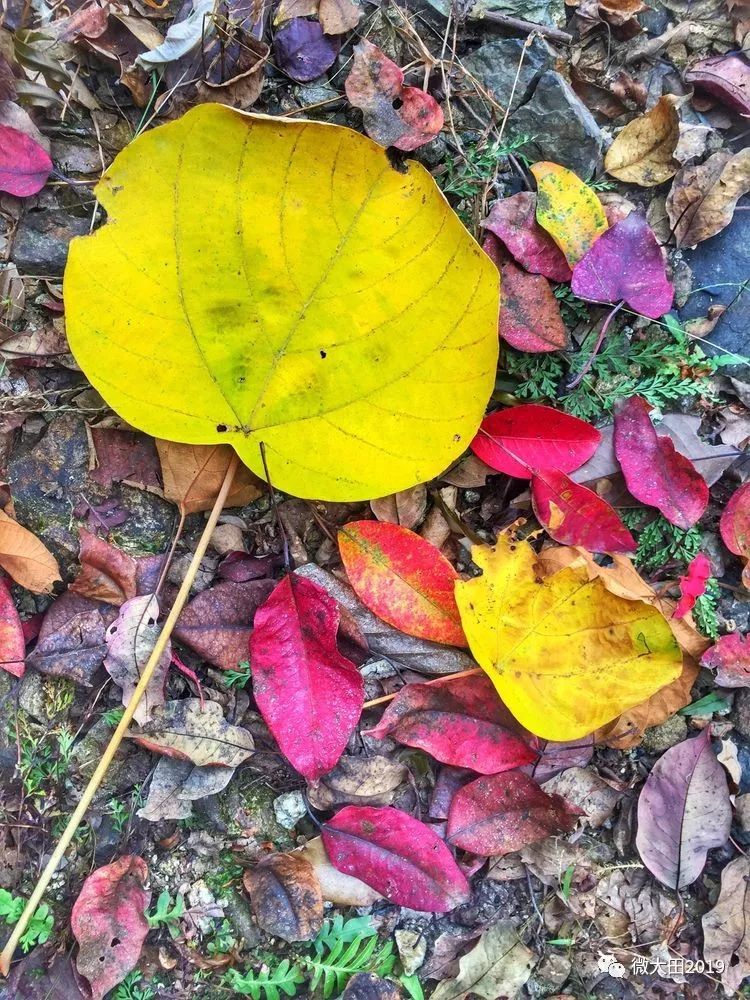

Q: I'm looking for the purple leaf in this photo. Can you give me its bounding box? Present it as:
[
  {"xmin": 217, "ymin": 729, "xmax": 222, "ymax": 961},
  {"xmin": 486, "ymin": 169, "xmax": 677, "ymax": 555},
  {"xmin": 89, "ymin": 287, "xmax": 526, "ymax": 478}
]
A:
[
  {"xmin": 635, "ymin": 729, "xmax": 731, "ymax": 889},
  {"xmin": 685, "ymin": 53, "xmax": 750, "ymax": 116},
  {"xmin": 274, "ymin": 18, "xmax": 340, "ymax": 83},
  {"xmin": 571, "ymin": 212, "xmax": 673, "ymax": 319}
]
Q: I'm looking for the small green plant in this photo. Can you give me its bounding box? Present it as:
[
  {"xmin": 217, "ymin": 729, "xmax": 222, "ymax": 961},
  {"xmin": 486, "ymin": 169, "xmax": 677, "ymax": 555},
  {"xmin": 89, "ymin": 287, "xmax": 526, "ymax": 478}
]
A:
[
  {"xmin": 108, "ymin": 797, "xmax": 130, "ymax": 833},
  {"xmin": 225, "ymin": 661, "xmax": 252, "ymax": 688},
  {"xmin": 0, "ymin": 889, "xmax": 53, "ymax": 952},
  {"xmin": 205, "ymin": 853, "xmax": 244, "ymax": 895},
  {"xmin": 15, "ymin": 713, "xmax": 76, "ymax": 802},
  {"xmin": 112, "ymin": 971, "xmax": 157, "ymax": 1000},
  {"xmin": 225, "ymin": 959, "xmax": 306, "ymax": 1000},
  {"xmin": 206, "ymin": 918, "xmax": 238, "ymax": 956},
  {"xmin": 147, "ymin": 889, "xmax": 185, "ymax": 938},
  {"xmin": 103, "ymin": 707, "xmax": 125, "ymax": 727},
  {"xmin": 439, "ymin": 132, "xmax": 535, "ymax": 201}
]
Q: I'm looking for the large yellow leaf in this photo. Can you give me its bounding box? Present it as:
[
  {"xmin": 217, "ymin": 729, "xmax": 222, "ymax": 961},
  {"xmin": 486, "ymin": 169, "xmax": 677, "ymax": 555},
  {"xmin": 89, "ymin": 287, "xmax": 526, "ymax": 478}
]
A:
[
  {"xmin": 531, "ymin": 161, "xmax": 607, "ymax": 266},
  {"xmin": 64, "ymin": 105, "xmax": 499, "ymax": 502},
  {"xmin": 454, "ymin": 536, "xmax": 681, "ymax": 740}
]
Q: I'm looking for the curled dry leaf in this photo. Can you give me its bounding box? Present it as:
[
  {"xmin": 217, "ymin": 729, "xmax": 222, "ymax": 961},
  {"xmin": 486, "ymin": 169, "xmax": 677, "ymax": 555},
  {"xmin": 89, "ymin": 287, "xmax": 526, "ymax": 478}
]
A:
[
  {"xmin": 322, "ymin": 805, "xmax": 470, "ymax": 912},
  {"xmin": 531, "ymin": 468, "xmax": 635, "ymax": 553},
  {"xmin": 0, "ymin": 509, "xmax": 60, "ymax": 594},
  {"xmin": 429, "ymin": 922, "xmax": 534, "ymax": 1000},
  {"xmin": 482, "ymin": 192, "xmax": 572, "ymax": 281},
  {"xmin": 471, "ymin": 404, "xmax": 600, "ymax": 480},
  {"xmin": 250, "ymin": 574, "xmax": 364, "ymax": 780},
  {"xmin": 685, "ymin": 53, "xmax": 750, "ymax": 116},
  {"xmin": 345, "ymin": 40, "xmax": 443, "ymax": 152},
  {"xmin": 338, "ymin": 521, "xmax": 465, "ymax": 646},
  {"xmin": 0, "ymin": 577, "xmax": 25, "ymax": 678},
  {"xmin": 370, "ymin": 485, "xmax": 427, "ymax": 529},
  {"xmin": 104, "ymin": 595, "xmax": 170, "ymax": 725},
  {"xmin": 455, "ymin": 536, "xmax": 682, "ymax": 741},
  {"xmin": 702, "ymin": 856, "xmax": 750, "ymax": 993},
  {"xmin": 720, "ymin": 481, "xmax": 750, "ymax": 587},
  {"xmin": 364, "ymin": 673, "xmax": 535, "ymax": 774},
  {"xmin": 673, "ymin": 552, "xmax": 711, "ymax": 619},
  {"xmin": 0, "ymin": 122, "xmax": 52, "ymax": 197},
  {"xmin": 243, "ymin": 853, "xmax": 323, "ymax": 942},
  {"xmin": 636, "ymin": 729, "xmax": 732, "ymax": 889},
  {"xmin": 156, "ymin": 440, "xmax": 263, "ymax": 515},
  {"xmin": 614, "ymin": 396, "xmax": 708, "ymax": 528},
  {"xmin": 531, "ymin": 160, "xmax": 608, "ymax": 265},
  {"xmin": 570, "ymin": 212, "xmax": 674, "ymax": 319},
  {"xmin": 89, "ymin": 428, "xmax": 161, "ymax": 491},
  {"xmin": 604, "ymin": 95, "xmax": 679, "ymax": 186},
  {"xmin": 138, "ymin": 756, "xmax": 235, "ymax": 822},
  {"xmin": 297, "ymin": 836, "xmax": 383, "ymax": 906},
  {"xmin": 307, "ymin": 754, "xmax": 408, "ymax": 809},
  {"xmin": 666, "ymin": 147, "xmax": 750, "ymax": 247},
  {"xmin": 70, "ymin": 529, "xmax": 138, "ymax": 606},
  {"xmin": 71, "ymin": 856, "xmax": 150, "ymax": 1000},
  {"xmin": 128, "ymin": 698, "xmax": 255, "ymax": 767},
  {"xmin": 26, "ymin": 592, "xmax": 116, "ymax": 686},
  {"xmin": 701, "ymin": 632, "xmax": 750, "ymax": 687},
  {"xmin": 446, "ymin": 769, "xmax": 580, "ymax": 856}
]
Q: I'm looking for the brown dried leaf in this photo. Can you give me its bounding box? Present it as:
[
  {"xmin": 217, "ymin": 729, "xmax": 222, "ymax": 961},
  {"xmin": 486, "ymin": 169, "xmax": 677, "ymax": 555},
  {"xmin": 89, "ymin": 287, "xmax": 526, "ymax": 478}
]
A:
[
  {"xmin": 138, "ymin": 756, "xmax": 235, "ymax": 821},
  {"xmin": 604, "ymin": 95, "xmax": 680, "ymax": 186},
  {"xmin": 155, "ymin": 440, "xmax": 263, "ymax": 515},
  {"xmin": 128, "ymin": 698, "xmax": 255, "ymax": 766},
  {"xmin": 104, "ymin": 595, "xmax": 170, "ymax": 724},
  {"xmin": 666, "ymin": 147, "xmax": 750, "ymax": 247},
  {"xmin": 0, "ymin": 509, "xmax": 60, "ymax": 594},
  {"xmin": 70, "ymin": 529, "xmax": 138, "ymax": 606},
  {"xmin": 243, "ymin": 854, "xmax": 323, "ymax": 942},
  {"xmin": 26, "ymin": 592, "xmax": 116, "ymax": 686},
  {"xmin": 307, "ymin": 754, "xmax": 407, "ymax": 809},
  {"xmin": 703, "ymin": 856, "xmax": 750, "ymax": 993},
  {"xmin": 319, "ymin": 0, "xmax": 361, "ymax": 33},
  {"xmin": 370, "ymin": 485, "xmax": 428, "ymax": 528}
]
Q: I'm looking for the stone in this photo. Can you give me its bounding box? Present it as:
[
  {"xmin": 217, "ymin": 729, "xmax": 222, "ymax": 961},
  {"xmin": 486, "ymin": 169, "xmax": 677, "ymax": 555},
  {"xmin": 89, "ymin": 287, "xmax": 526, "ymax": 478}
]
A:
[
  {"xmin": 342, "ymin": 973, "xmax": 401, "ymax": 1000},
  {"xmin": 273, "ymin": 789, "xmax": 307, "ymax": 830},
  {"xmin": 733, "ymin": 688, "xmax": 750, "ymax": 741},
  {"xmin": 421, "ymin": 0, "xmax": 564, "ymax": 27},
  {"xmin": 461, "ymin": 37, "xmax": 553, "ymax": 116},
  {"xmin": 11, "ymin": 205, "xmax": 90, "ymax": 275},
  {"xmin": 222, "ymin": 889, "xmax": 262, "ymax": 948},
  {"xmin": 527, "ymin": 952, "xmax": 571, "ymax": 996},
  {"xmin": 395, "ymin": 928, "xmax": 427, "ymax": 974},
  {"xmin": 510, "ymin": 71, "xmax": 605, "ymax": 178},
  {"xmin": 641, "ymin": 714, "xmax": 688, "ymax": 753}
]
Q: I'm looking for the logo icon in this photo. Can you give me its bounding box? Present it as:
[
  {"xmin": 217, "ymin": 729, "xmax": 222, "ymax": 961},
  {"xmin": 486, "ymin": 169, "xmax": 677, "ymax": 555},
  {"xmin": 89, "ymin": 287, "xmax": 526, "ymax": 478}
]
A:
[{"xmin": 598, "ymin": 952, "xmax": 627, "ymax": 978}]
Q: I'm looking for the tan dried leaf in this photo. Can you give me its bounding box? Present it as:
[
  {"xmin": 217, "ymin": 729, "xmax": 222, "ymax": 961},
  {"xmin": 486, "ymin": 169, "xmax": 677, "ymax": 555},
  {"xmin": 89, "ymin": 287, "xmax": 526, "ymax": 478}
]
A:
[
  {"xmin": 370, "ymin": 484, "xmax": 428, "ymax": 529},
  {"xmin": 155, "ymin": 440, "xmax": 263, "ymax": 515},
  {"xmin": 604, "ymin": 95, "xmax": 680, "ymax": 186},
  {"xmin": 703, "ymin": 856, "xmax": 750, "ymax": 992},
  {"xmin": 244, "ymin": 854, "xmax": 323, "ymax": 942},
  {"xmin": 0, "ymin": 509, "xmax": 60, "ymax": 594},
  {"xmin": 666, "ymin": 147, "xmax": 750, "ymax": 246},
  {"xmin": 296, "ymin": 836, "xmax": 383, "ymax": 906},
  {"xmin": 318, "ymin": 0, "xmax": 361, "ymax": 32},
  {"xmin": 307, "ymin": 754, "xmax": 407, "ymax": 809},
  {"xmin": 128, "ymin": 698, "xmax": 255, "ymax": 767}
]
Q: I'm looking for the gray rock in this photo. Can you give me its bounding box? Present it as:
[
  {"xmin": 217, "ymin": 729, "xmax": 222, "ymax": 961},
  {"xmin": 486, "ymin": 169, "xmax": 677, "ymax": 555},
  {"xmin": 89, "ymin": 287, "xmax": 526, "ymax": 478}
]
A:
[
  {"xmin": 641, "ymin": 714, "xmax": 688, "ymax": 753},
  {"xmin": 461, "ymin": 37, "xmax": 553, "ymax": 117},
  {"xmin": 420, "ymin": 0, "xmax": 564, "ymax": 27},
  {"xmin": 11, "ymin": 206, "xmax": 90, "ymax": 276},
  {"xmin": 510, "ymin": 71, "xmax": 605, "ymax": 178}
]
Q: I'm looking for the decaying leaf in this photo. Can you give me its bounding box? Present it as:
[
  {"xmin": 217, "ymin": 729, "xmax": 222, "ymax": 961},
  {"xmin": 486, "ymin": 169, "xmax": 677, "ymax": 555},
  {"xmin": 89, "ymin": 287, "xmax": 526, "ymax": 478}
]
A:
[
  {"xmin": 0, "ymin": 577, "xmax": 25, "ymax": 678},
  {"xmin": 71, "ymin": 856, "xmax": 150, "ymax": 1000},
  {"xmin": 685, "ymin": 53, "xmax": 750, "ymax": 116},
  {"xmin": 156, "ymin": 440, "xmax": 264, "ymax": 515},
  {"xmin": 542, "ymin": 766, "xmax": 622, "ymax": 827},
  {"xmin": 70, "ymin": 529, "xmax": 138, "ymax": 606},
  {"xmin": 482, "ymin": 192, "xmax": 572, "ymax": 281},
  {"xmin": 338, "ymin": 521, "xmax": 465, "ymax": 646},
  {"xmin": 429, "ymin": 921, "xmax": 535, "ymax": 1000},
  {"xmin": 26, "ymin": 592, "xmax": 116, "ymax": 686},
  {"xmin": 370, "ymin": 485, "xmax": 427, "ymax": 529},
  {"xmin": 250, "ymin": 574, "xmax": 364, "ymax": 780},
  {"xmin": 0, "ymin": 509, "xmax": 60, "ymax": 594},
  {"xmin": 636, "ymin": 729, "xmax": 731, "ymax": 889},
  {"xmin": 308, "ymin": 755, "xmax": 408, "ymax": 809},
  {"xmin": 297, "ymin": 836, "xmax": 383, "ymax": 906},
  {"xmin": 455, "ymin": 536, "xmax": 681, "ymax": 740},
  {"xmin": 666, "ymin": 148, "xmax": 750, "ymax": 247},
  {"xmin": 322, "ymin": 805, "xmax": 470, "ymax": 912},
  {"xmin": 604, "ymin": 96, "xmax": 679, "ymax": 186},
  {"xmin": 531, "ymin": 161, "xmax": 608, "ymax": 265},
  {"xmin": 345, "ymin": 40, "xmax": 443, "ymax": 152},
  {"xmin": 703, "ymin": 856, "xmax": 750, "ymax": 993},
  {"xmin": 104, "ymin": 595, "xmax": 170, "ymax": 725},
  {"xmin": 128, "ymin": 698, "xmax": 255, "ymax": 767},
  {"xmin": 137, "ymin": 756, "xmax": 235, "ymax": 822},
  {"xmin": 244, "ymin": 853, "xmax": 323, "ymax": 942},
  {"xmin": 365, "ymin": 673, "xmax": 535, "ymax": 774},
  {"xmin": 720, "ymin": 481, "xmax": 750, "ymax": 588},
  {"xmin": 701, "ymin": 632, "xmax": 750, "ymax": 687},
  {"xmin": 531, "ymin": 468, "xmax": 635, "ymax": 553}
]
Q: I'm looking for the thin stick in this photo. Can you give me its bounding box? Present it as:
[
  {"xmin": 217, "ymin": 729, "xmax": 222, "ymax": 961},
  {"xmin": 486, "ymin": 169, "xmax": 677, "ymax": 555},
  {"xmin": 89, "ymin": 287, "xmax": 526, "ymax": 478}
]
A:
[
  {"xmin": 0, "ymin": 453, "xmax": 240, "ymax": 977},
  {"xmin": 362, "ymin": 666, "xmax": 482, "ymax": 709}
]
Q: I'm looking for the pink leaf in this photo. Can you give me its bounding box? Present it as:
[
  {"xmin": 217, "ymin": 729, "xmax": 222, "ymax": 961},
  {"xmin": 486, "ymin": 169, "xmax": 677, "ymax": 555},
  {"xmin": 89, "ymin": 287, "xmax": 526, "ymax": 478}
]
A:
[
  {"xmin": 71, "ymin": 856, "xmax": 150, "ymax": 1000},
  {"xmin": 614, "ymin": 396, "xmax": 709, "ymax": 528},
  {"xmin": 685, "ymin": 53, "xmax": 750, "ymax": 116},
  {"xmin": 322, "ymin": 804, "xmax": 470, "ymax": 912},
  {"xmin": 571, "ymin": 212, "xmax": 673, "ymax": 319},
  {"xmin": 701, "ymin": 632, "xmax": 750, "ymax": 688},
  {"xmin": 720, "ymin": 482, "xmax": 750, "ymax": 556},
  {"xmin": 250, "ymin": 574, "xmax": 364, "ymax": 781},
  {"xmin": 471, "ymin": 404, "xmax": 601, "ymax": 480},
  {"xmin": 0, "ymin": 123, "xmax": 52, "ymax": 197},
  {"xmin": 0, "ymin": 577, "xmax": 25, "ymax": 678},
  {"xmin": 531, "ymin": 467, "xmax": 636, "ymax": 553},
  {"xmin": 446, "ymin": 770, "xmax": 580, "ymax": 856},
  {"xmin": 482, "ymin": 192, "xmax": 572, "ymax": 281},
  {"xmin": 673, "ymin": 553, "xmax": 711, "ymax": 619},
  {"xmin": 636, "ymin": 729, "xmax": 731, "ymax": 889},
  {"xmin": 364, "ymin": 673, "xmax": 535, "ymax": 774}
]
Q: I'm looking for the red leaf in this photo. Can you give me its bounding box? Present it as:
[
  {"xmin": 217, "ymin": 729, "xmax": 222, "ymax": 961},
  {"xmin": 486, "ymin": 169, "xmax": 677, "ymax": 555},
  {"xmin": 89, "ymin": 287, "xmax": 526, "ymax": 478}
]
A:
[
  {"xmin": 482, "ymin": 236, "xmax": 568, "ymax": 354},
  {"xmin": 70, "ymin": 529, "xmax": 138, "ymax": 607},
  {"xmin": 71, "ymin": 856, "xmax": 150, "ymax": 1000},
  {"xmin": 685, "ymin": 53, "xmax": 750, "ymax": 116},
  {"xmin": 446, "ymin": 770, "xmax": 580, "ymax": 856},
  {"xmin": 250, "ymin": 574, "xmax": 364, "ymax": 780},
  {"xmin": 364, "ymin": 673, "xmax": 535, "ymax": 774},
  {"xmin": 701, "ymin": 632, "xmax": 750, "ymax": 687},
  {"xmin": 673, "ymin": 553, "xmax": 711, "ymax": 619},
  {"xmin": 571, "ymin": 213, "xmax": 673, "ymax": 319},
  {"xmin": 614, "ymin": 396, "xmax": 709, "ymax": 528},
  {"xmin": 0, "ymin": 577, "xmax": 24, "ymax": 677},
  {"xmin": 531, "ymin": 468, "xmax": 635, "ymax": 553},
  {"xmin": 322, "ymin": 805, "xmax": 470, "ymax": 912},
  {"xmin": 0, "ymin": 123, "xmax": 52, "ymax": 197},
  {"xmin": 345, "ymin": 40, "xmax": 443, "ymax": 152},
  {"xmin": 482, "ymin": 193, "xmax": 572, "ymax": 281},
  {"xmin": 720, "ymin": 483, "xmax": 750, "ymax": 578},
  {"xmin": 471, "ymin": 404, "xmax": 601, "ymax": 480},
  {"xmin": 338, "ymin": 520, "xmax": 465, "ymax": 646}
]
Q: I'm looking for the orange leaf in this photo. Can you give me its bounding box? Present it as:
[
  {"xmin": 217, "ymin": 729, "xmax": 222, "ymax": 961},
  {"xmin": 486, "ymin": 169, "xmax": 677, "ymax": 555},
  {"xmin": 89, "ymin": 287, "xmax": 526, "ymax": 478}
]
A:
[
  {"xmin": 0, "ymin": 509, "xmax": 60, "ymax": 594},
  {"xmin": 155, "ymin": 440, "xmax": 263, "ymax": 516}
]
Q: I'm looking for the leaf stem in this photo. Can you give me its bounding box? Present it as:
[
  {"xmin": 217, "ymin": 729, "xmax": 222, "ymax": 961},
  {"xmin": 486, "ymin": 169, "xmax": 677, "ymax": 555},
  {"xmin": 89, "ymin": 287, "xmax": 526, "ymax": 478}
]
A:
[{"xmin": 566, "ymin": 300, "xmax": 624, "ymax": 390}]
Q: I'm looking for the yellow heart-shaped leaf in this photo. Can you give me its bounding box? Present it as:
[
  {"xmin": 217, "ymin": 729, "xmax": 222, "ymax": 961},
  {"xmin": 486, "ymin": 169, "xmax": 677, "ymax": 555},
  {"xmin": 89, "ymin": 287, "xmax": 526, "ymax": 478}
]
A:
[
  {"xmin": 64, "ymin": 105, "xmax": 499, "ymax": 501},
  {"xmin": 454, "ymin": 535, "xmax": 682, "ymax": 740}
]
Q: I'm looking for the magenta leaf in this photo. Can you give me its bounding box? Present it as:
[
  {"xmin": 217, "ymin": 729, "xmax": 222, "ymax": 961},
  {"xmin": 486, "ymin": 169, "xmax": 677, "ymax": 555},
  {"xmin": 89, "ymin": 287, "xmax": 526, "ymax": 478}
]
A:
[
  {"xmin": 701, "ymin": 632, "xmax": 750, "ymax": 687},
  {"xmin": 0, "ymin": 577, "xmax": 25, "ymax": 678},
  {"xmin": 673, "ymin": 552, "xmax": 711, "ymax": 619},
  {"xmin": 531, "ymin": 467, "xmax": 636, "ymax": 553},
  {"xmin": 482, "ymin": 192, "xmax": 572, "ymax": 281},
  {"xmin": 0, "ymin": 123, "xmax": 52, "ymax": 197}
]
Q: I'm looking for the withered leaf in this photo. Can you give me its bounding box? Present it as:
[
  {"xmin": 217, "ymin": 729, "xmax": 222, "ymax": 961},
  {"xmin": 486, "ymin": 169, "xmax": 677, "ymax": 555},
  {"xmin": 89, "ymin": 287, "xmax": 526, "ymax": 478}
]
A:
[
  {"xmin": 138, "ymin": 756, "xmax": 235, "ymax": 822},
  {"xmin": 27, "ymin": 592, "xmax": 116, "ymax": 686},
  {"xmin": 128, "ymin": 698, "xmax": 254, "ymax": 767},
  {"xmin": 666, "ymin": 147, "xmax": 750, "ymax": 247},
  {"xmin": 604, "ymin": 95, "xmax": 680, "ymax": 186},
  {"xmin": 70, "ymin": 529, "xmax": 138, "ymax": 606},
  {"xmin": 307, "ymin": 755, "xmax": 407, "ymax": 810},
  {"xmin": 156, "ymin": 440, "xmax": 263, "ymax": 515},
  {"xmin": 104, "ymin": 594, "xmax": 170, "ymax": 725},
  {"xmin": 243, "ymin": 853, "xmax": 323, "ymax": 942}
]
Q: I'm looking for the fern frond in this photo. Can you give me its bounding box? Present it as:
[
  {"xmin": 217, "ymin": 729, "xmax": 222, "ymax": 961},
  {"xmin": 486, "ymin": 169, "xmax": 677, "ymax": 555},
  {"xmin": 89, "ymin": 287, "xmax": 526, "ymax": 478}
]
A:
[
  {"xmin": 305, "ymin": 932, "xmax": 395, "ymax": 999},
  {"xmin": 224, "ymin": 959, "xmax": 305, "ymax": 1000}
]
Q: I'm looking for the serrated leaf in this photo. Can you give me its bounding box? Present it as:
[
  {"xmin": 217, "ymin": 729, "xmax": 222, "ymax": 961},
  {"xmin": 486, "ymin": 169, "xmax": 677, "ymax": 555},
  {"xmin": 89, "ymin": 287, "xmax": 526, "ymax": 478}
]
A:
[{"xmin": 64, "ymin": 104, "xmax": 499, "ymax": 502}]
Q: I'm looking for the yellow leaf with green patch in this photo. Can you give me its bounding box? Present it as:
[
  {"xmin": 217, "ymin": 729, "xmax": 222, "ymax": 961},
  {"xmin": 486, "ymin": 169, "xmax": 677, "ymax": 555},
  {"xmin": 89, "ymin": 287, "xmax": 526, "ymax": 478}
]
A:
[
  {"xmin": 64, "ymin": 105, "xmax": 499, "ymax": 502},
  {"xmin": 531, "ymin": 161, "xmax": 608, "ymax": 266},
  {"xmin": 454, "ymin": 535, "xmax": 682, "ymax": 740}
]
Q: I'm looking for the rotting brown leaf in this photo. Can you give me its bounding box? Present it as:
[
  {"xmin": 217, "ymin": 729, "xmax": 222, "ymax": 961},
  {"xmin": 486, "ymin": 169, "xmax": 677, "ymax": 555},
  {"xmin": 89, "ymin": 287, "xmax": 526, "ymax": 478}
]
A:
[
  {"xmin": 27, "ymin": 592, "xmax": 116, "ymax": 686},
  {"xmin": 307, "ymin": 755, "xmax": 408, "ymax": 810},
  {"xmin": 128, "ymin": 698, "xmax": 255, "ymax": 767},
  {"xmin": 155, "ymin": 440, "xmax": 264, "ymax": 515},
  {"xmin": 138, "ymin": 756, "xmax": 235, "ymax": 822},
  {"xmin": 703, "ymin": 856, "xmax": 750, "ymax": 993},
  {"xmin": 666, "ymin": 147, "xmax": 750, "ymax": 247},
  {"xmin": 430, "ymin": 921, "xmax": 535, "ymax": 1000},
  {"xmin": 243, "ymin": 853, "xmax": 324, "ymax": 942},
  {"xmin": 70, "ymin": 529, "xmax": 138, "ymax": 606},
  {"xmin": 370, "ymin": 485, "xmax": 428, "ymax": 529},
  {"xmin": 604, "ymin": 95, "xmax": 680, "ymax": 186}
]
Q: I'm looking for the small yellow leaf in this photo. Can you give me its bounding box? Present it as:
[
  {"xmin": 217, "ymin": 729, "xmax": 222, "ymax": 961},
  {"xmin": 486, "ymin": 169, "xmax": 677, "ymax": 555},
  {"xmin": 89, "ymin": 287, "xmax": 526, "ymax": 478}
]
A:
[
  {"xmin": 0, "ymin": 509, "xmax": 60, "ymax": 594},
  {"xmin": 604, "ymin": 95, "xmax": 680, "ymax": 187},
  {"xmin": 64, "ymin": 105, "xmax": 499, "ymax": 502},
  {"xmin": 531, "ymin": 161, "xmax": 608, "ymax": 265},
  {"xmin": 454, "ymin": 535, "xmax": 682, "ymax": 740}
]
